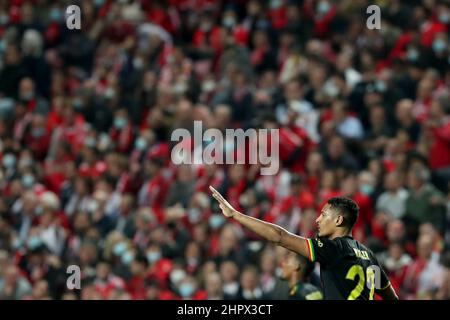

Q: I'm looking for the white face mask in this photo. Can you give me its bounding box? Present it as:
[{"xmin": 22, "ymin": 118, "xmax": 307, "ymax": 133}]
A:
[
  {"xmin": 222, "ymin": 16, "xmax": 236, "ymax": 28},
  {"xmin": 317, "ymin": 1, "xmax": 331, "ymax": 14},
  {"xmin": 407, "ymin": 48, "xmax": 419, "ymax": 61},
  {"xmin": 170, "ymin": 269, "xmax": 186, "ymax": 285},
  {"xmin": 133, "ymin": 57, "xmax": 144, "ymax": 70},
  {"xmin": 98, "ymin": 133, "xmax": 111, "ymax": 151},
  {"xmin": 202, "ymin": 80, "xmax": 216, "ymax": 92},
  {"xmin": 173, "ymin": 83, "xmax": 187, "ymax": 94},
  {"xmin": 376, "ymin": 80, "xmax": 387, "ymax": 92},
  {"xmin": 2, "ymin": 154, "xmax": 16, "ymax": 169},
  {"xmin": 439, "ymin": 12, "xmax": 450, "ymax": 24},
  {"xmin": 323, "ymin": 80, "xmax": 339, "ymax": 97},
  {"xmin": 104, "ymin": 87, "xmax": 115, "ymax": 100},
  {"xmin": 146, "ymin": 251, "xmax": 161, "ymax": 264},
  {"xmin": 88, "ymin": 200, "xmax": 99, "ymax": 213},
  {"xmin": 270, "ymin": 0, "xmax": 283, "ymax": 9},
  {"xmin": 187, "ymin": 208, "xmax": 202, "ymax": 224}
]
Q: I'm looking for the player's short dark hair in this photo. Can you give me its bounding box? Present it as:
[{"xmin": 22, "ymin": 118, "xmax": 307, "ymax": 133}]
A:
[
  {"xmin": 295, "ymin": 255, "xmax": 315, "ymax": 279},
  {"xmin": 327, "ymin": 197, "xmax": 359, "ymax": 230}
]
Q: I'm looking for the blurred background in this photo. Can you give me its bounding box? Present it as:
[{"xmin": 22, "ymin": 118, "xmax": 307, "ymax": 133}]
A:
[{"xmin": 0, "ymin": 0, "xmax": 449, "ymax": 300}]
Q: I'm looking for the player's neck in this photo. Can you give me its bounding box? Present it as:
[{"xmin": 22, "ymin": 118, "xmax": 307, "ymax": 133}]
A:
[
  {"xmin": 328, "ymin": 229, "xmax": 352, "ymax": 240},
  {"xmin": 289, "ymin": 273, "xmax": 301, "ymax": 289}
]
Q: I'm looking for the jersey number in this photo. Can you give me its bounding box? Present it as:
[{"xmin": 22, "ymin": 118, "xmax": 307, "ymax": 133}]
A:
[{"xmin": 345, "ymin": 265, "xmax": 375, "ymax": 300}]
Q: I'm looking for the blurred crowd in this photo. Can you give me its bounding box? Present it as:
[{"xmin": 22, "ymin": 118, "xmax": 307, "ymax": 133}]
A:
[{"xmin": 0, "ymin": 0, "xmax": 450, "ymax": 300}]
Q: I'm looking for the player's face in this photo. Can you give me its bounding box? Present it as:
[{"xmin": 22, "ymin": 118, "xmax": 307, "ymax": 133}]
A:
[
  {"xmin": 316, "ymin": 204, "xmax": 339, "ymax": 238},
  {"xmin": 280, "ymin": 255, "xmax": 298, "ymax": 279}
]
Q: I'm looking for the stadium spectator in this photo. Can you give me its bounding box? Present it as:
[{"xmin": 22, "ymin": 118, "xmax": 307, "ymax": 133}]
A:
[
  {"xmin": 0, "ymin": 264, "xmax": 32, "ymax": 300},
  {"xmin": 204, "ymin": 271, "xmax": 223, "ymax": 300},
  {"xmin": 376, "ymin": 171, "xmax": 409, "ymax": 220},
  {"xmin": 236, "ymin": 265, "xmax": 263, "ymax": 300},
  {"xmin": 402, "ymin": 233, "xmax": 446, "ymax": 299},
  {"xmin": 219, "ymin": 260, "xmax": 239, "ymax": 299},
  {"xmin": 404, "ymin": 166, "xmax": 447, "ymax": 236}
]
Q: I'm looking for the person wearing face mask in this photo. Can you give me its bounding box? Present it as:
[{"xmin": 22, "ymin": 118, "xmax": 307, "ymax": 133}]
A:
[
  {"xmin": 20, "ymin": 172, "xmax": 36, "ymax": 190},
  {"xmin": 183, "ymin": 192, "xmax": 210, "ymax": 228},
  {"xmin": 208, "ymin": 214, "xmax": 226, "ymax": 231},
  {"xmin": 177, "ymin": 275, "xmax": 205, "ymax": 300},
  {"xmin": 429, "ymin": 33, "xmax": 449, "ymax": 75},
  {"xmin": 358, "ymin": 171, "xmax": 378, "ymax": 200},
  {"xmin": 184, "ymin": 241, "xmax": 203, "ymax": 274},
  {"xmin": 192, "ymin": 12, "xmax": 222, "ymax": 57},
  {"xmin": 17, "ymin": 78, "xmax": 49, "ymax": 115},
  {"xmin": 1, "ymin": 152, "xmax": 17, "ymax": 178},
  {"xmin": 145, "ymin": 243, "xmax": 174, "ymax": 287},
  {"xmin": 313, "ymin": 0, "xmax": 337, "ymax": 38},
  {"xmin": 222, "ymin": 9, "xmax": 237, "ymax": 30},
  {"xmin": 24, "ymin": 114, "xmax": 51, "ymax": 161},
  {"xmin": 109, "ymin": 109, "xmax": 134, "ymax": 153},
  {"xmin": 119, "ymin": 248, "xmax": 136, "ymax": 275},
  {"xmin": 432, "ymin": 37, "xmax": 448, "ymax": 56},
  {"xmin": 169, "ymin": 264, "xmax": 187, "ymax": 290},
  {"xmin": 437, "ymin": 4, "xmax": 450, "ymax": 25},
  {"xmin": 146, "ymin": 245, "xmax": 162, "ymax": 266}
]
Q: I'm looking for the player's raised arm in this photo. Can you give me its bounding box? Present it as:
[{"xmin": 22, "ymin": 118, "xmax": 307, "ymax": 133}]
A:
[{"xmin": 209, "ymin": 186, "xmax": 310, "ymax": 258}]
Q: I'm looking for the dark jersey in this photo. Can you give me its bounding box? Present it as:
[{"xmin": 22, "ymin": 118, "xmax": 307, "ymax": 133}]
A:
[
  {"xmin": 289, "ymin": 282, "xmax": 323, "ymax": 300},
  {"xmin": 306, "ymin": 236, "xmax": 390, "ymax": 300}
]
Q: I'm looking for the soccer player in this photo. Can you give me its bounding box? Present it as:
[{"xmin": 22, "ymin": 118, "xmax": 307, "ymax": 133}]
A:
[
  {"xmin": 280, "ymin": 251, "xmax": 323, "ymax": 300},
  {"xmin": 209, "ymin": 186, "xmax": 398, "ymax": 300}
]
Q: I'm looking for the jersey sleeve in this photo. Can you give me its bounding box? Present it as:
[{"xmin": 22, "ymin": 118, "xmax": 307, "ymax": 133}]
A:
[{"xmin": 306, "ymin": 237, "xmax": 342, "ymax": 266}]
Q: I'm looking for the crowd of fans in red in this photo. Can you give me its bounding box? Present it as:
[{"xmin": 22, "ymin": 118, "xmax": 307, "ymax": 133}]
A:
[{"xmin": 0, "ymin": 0, "xmax": 449, "ymax": 300}]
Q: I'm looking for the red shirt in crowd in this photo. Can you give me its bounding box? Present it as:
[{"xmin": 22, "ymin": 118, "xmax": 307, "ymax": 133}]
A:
[
  {"xmin": 428, "ymin": 119, "xmax": 450, "ymax": 170},
  {"xmin": 225, "ymin": 178, "xmax": 247, "ymax": 213},
  {"xmin": 109, "ymin": 123, "xmax": 134, "ymax": 154},
  {"xmin": 279, "ymin": 126, "xmax": 313, "ymax": 174},
  {"xmin": 24, "ymin": 127, "xmax": 51, "ymax": 161}
]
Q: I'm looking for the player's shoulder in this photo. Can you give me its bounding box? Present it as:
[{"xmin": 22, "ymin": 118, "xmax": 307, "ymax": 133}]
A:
[
  {"xmin": 313, "ymin": 236, "xmax": 347, "ymax": 253},
  {"xmin": 331, "ymin": 236, "xmax": 364, "ymax": 255},
  {"xmin": 335, "ymin": 235, "xmax": 365, "ymax": 248},
  {"xmin": 351, "ymin": 238, "xmax": 375, "ymax": 254},
  {"xmin": 308, "ymin": 236, "xmax": 357, "ymax": 265},
  {"xmin": 344, "ymin": 237, "xmax": 379, "ymax": 261},
  {"xmin": 320, "ymin": 235, "xmax": 353, "ymax": 247},
  {"xmin": 311, "ymin": 236, "xmax": 344, "ymax": 248}
]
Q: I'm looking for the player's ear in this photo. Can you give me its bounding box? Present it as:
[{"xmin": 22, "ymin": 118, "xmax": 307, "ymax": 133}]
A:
[{"xmin": 335, "ymin": 215, "xmax": 344, "ymax": 227}]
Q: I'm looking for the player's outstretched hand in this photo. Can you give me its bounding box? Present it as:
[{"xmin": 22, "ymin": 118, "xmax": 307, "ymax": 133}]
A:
[{"xmin": 209, "ymin": 186, "xmax": 237, "ymax": 218}]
